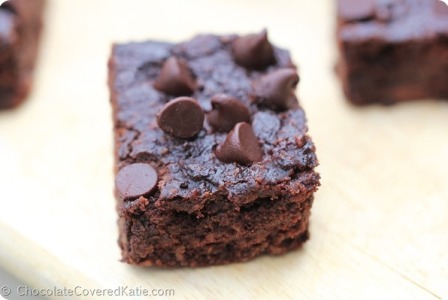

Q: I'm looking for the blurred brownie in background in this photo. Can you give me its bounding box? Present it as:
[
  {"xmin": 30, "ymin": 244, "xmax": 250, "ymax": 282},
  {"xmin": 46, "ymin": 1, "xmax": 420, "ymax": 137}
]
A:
[
  {"xmin": 336, "ymin": 0, "xmax": 448, "ymax": 105},
  {"xmin": 0, "ymin": 0, "xmax": 45, "ymax": 109}
]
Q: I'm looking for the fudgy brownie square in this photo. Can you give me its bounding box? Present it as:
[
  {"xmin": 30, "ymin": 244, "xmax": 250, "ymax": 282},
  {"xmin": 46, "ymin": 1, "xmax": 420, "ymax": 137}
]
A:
[
  {"xmin": 0, "ymin": 0, "xmax": 45, "ymax": 109},
  {"xmin": 336, "ymin": 0, "xmax": 448, "ymax": 105},
  {"xmin": 108, "ymin": 31, "xmax": 320, "ymax": 267}
]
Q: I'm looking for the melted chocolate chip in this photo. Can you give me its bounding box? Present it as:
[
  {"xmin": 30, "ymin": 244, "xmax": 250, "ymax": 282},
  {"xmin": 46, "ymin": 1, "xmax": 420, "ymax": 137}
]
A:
[
  {"xmin": 115, "ymin": 163, "xmax": 158, "ymax": 200},
  {"xmin": 207, "ymin": 94, "xmax": 251, "ymax": 132},
  {"xmin": 154, "ymin": 57, "xmax": 196, "ymax": 96},
  {"xmin": 338, "ymin": 0, "xmax": 375, "ymax": 21},
  {"xmin": 232, "ymin": 29, "xmax": 276, "ymax": 70},
  {"xmin": 156, "ymin": 97, "xmax": 204, "ymax": 139},
  {"xmin": 215, "ymin": 122, "xmax": 263, "ymax": 165},
  {"xmin": 252, "ymin": 68, "xmax": 299, "ymax": 111}
]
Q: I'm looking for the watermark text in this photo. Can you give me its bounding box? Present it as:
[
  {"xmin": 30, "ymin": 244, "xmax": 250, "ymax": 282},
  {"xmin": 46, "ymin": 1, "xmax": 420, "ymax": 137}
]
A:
[{"xmin": 1, "ymin": 285, "xmax": 175, "ymax": 298}]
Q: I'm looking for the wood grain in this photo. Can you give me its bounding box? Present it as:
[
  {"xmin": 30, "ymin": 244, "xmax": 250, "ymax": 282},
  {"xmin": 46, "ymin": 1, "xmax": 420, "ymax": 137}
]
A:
[{"xmin": 0, "ymin": 0, "xmax": 447, "ymax": 299}]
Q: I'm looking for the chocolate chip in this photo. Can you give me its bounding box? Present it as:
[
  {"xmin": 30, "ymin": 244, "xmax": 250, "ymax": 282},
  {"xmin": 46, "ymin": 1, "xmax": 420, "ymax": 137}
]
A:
[
  {"xmin": 232, "ymin": 29, "xmax": 276, "ymax": 70},
  {"xmin": 215, "ymin": 122, "xmax": 263, "ymax": 165},
  {"xmin": 252, "ymin": 68, "xmax": 299, "ymax": 111},
  {"xmin": 206, "ymin": 94, "xmax": 251, "ymax": 132},
  {"xmin": 338, "ymin": 0, "xmax": 375, "ymax": 21},
  {"xmin": 154, "ymin": 57, "xmax": 196, "ymax": 96},
  {"xmin": 157, "ymin": 97, "xmax": 204, "ymax": 139},
  {"xmin": 115, "ymin": 163, "xmax": 158, "ymax": 200}
]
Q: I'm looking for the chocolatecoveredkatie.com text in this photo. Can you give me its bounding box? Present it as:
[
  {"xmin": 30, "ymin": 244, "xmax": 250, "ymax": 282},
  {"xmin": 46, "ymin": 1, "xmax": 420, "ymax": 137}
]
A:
[{"xmin": 1, "ymin": 284, "xmax": 175, "ymax": 298}]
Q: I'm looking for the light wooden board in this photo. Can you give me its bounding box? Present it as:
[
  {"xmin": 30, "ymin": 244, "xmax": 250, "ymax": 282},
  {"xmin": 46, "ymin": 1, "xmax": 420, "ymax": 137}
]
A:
[{"xmin": 0, "ymin": 0, "xmax": 447, "ymax": 299}]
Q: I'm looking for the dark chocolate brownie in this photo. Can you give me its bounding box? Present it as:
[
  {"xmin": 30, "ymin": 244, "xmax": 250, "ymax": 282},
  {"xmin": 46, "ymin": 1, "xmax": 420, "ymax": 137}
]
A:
[
  {"xmin": 108, "ymin": 31, "xmax": 320, "ymax": 267},
  {"xmin": 0, "ymin": 0, "xmax": 45, "ymax": 109},
  {"xmin": 336, "ymin": 0, "xmax": 448, "ymax": 105}
]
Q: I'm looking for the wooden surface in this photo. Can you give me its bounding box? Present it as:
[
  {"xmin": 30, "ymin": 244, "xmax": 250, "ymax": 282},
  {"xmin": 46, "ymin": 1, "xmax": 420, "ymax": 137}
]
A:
[{"xmin": 1, "ymin": 1, "xmax": 447, "ymax": 299}]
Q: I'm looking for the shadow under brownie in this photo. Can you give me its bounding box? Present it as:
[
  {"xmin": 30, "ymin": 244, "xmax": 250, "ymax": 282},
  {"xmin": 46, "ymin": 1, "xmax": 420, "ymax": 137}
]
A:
[{"xmin": 108, "ymin": 31, "xmax": 320, "ymax": 267}]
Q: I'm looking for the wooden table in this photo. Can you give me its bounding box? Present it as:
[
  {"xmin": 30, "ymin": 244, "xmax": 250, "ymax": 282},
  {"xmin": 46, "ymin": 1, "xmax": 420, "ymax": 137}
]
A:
[{"xmin": 0, "ymin": 1, "xmax": 447, "ymax": 299}]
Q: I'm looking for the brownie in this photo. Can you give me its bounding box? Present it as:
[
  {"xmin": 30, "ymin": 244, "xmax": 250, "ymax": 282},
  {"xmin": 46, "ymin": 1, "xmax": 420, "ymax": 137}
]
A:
[
  {"xmin": 0, "ymin": 0, "xmax": 45, "ymax": 109},
  {"xmin": 336, "ymin": 0, "xmax": 448, "ymax": 105},
  {"xmin": 108, "ymin": 31, "xmax": 320, "ymax": 267}
]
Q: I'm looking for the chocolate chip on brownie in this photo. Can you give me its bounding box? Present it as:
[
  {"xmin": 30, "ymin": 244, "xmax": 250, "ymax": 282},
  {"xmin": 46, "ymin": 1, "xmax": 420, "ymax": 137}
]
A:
[
  {"xmin": 156, "ymin": 97, "xmax": 204, "ymax": 139},
  {"xmin": 206, "ymin": 94, "xmax": 251, "ymax": 133},
  {"xmin": 232, "ymin": 29, "xmax": 276, "ymax": 70},
  {"xmin": 154, "ymin": 56, "xmax": 196, "ymax": 96},
  {"xmin": 115, "ymin": 163, "xmax": 158, "ymax": 200},
  {"xmin": 215, "ymin": 122, "xmax": 263, "ymax": 165},
  {"xmin": 252, "ymin": 68, "xmax": 300, "ymax": 111}
]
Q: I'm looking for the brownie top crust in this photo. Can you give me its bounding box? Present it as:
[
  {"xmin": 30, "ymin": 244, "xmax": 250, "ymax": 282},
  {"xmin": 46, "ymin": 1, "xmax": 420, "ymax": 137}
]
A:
[
  {"xmin": 110, "ymin": 34, "xmax": 319, "ymax": 214},
  {"xmin": 337, "ymin": 0, "xmax": 448, "ymax": 42}
]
